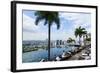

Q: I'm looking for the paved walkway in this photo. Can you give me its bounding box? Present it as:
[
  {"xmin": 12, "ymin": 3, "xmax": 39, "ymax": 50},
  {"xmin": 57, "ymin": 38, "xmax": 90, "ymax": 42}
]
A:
[{"xmin": 67, "ymin": 48, "xmax": 91, "ymax": 60}]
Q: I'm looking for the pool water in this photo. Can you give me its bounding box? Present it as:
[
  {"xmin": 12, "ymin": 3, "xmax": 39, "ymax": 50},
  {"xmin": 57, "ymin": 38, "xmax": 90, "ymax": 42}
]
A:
[{"xmin": 22, "ymin": 47, "xmax": 75, "ymax": 63}]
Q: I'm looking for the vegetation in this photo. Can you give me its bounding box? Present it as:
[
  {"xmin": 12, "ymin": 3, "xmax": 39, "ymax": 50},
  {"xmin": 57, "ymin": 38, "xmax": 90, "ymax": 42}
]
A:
[
  {"xmin": 67, "ymin": 37, "xmax": 75, "ymax": 43},
  {"xmin": 23, "ymin": 47, "xmax": 38, "ymax": 53},
  {"xmin": 85, "ymin": 37, "xmax": 91, "ymax": 41},
  {"xmin": 35, "ymin": 11, "xmax": 60, "ymax": 60},
  {"xmin": 75, "ymin": 26, "xmax": 87, "ymax": 45},
  {"xmin": 23, "ymin": 45, "xmax": 48, "ymax": 53}
]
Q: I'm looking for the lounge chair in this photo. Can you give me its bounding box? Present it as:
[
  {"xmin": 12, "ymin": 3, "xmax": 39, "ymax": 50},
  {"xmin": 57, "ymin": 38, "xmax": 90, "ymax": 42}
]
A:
[
  {"xmin": 40, "ymin": 59, "xmax": 45, "ymax": 62},
  {"xmin": 82, "ymin": 53, "xmax": 87, "ymax": 56},
  {"xmin": 56, "ymin": 56, "xmax": 61, "ymax": 61}
]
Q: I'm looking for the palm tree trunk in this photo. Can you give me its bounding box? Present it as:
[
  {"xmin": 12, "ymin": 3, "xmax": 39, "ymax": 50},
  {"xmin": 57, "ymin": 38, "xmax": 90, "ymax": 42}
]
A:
[{"xmin": 48, "ymin": 23, "xmax": 51, "ymax": 61}]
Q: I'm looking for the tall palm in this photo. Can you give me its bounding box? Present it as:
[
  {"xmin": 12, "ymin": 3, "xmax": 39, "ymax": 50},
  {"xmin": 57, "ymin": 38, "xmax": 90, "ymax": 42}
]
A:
[
  {"xmin": 75, "ymin": 26, "xmax": 87, "ymax": 45},
  {"xmin": 35, "ymin": 11, "xmax": 60, "ymax": 61}
]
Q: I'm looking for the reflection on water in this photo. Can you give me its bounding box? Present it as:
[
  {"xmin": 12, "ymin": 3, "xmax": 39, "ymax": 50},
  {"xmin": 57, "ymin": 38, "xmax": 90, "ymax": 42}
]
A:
[{"xmin": 22, "ymin": 47, "xmax": 75, "ymax": 63}]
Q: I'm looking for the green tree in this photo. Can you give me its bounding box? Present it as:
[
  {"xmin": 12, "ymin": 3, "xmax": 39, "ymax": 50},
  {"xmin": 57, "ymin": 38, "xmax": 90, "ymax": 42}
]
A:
[
  {"xmin": 35, "ymin": 11, "xmax": 60, "ymax": 61},
  {"xmin": 67, "ymin": 37, "xmax": 75, "ymax": 43},
  {"xmin": 75, "ymin": 26, "xmax": 87, "ymax": 45}
]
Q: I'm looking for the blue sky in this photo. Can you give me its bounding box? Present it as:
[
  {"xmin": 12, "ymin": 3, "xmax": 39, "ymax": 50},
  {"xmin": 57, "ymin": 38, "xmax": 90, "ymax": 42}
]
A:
[{"xmin": 23, "ymin": 10, "xmax": 91, "ymax": 41}]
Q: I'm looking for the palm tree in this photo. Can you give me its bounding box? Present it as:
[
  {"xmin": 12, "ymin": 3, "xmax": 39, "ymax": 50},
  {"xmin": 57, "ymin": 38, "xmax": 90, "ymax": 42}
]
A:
[
  {"xmin": 35, "ymin": 11, "xmax": 60, "ymax": 61},
  {"xmin": 85, "ymin": 33, "xmax": 91, "ymax": 45},
  {"xmin": 67, "ymin": 38, "xmax": 75, "ymax": 44},
  {"xmin": 75, "ymin": 26, "xmax": 87, "ymax": 45}
]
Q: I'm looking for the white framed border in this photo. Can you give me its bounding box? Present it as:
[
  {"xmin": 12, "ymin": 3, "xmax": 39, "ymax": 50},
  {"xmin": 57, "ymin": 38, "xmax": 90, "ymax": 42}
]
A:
[{"xmin": 11, "ymin": 1, "xmax": 97, "ymax": 72}]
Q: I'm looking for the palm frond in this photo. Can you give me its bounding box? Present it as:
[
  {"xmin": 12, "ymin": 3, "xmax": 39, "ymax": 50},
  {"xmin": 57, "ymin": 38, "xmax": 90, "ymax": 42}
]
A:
[
  {"xmin": 35, "ymin": 17, "xmax": 43, "ymax": 25},
  {"xmin": 55, "ymin": 18, "xmax": 60, "ymax": 29}
]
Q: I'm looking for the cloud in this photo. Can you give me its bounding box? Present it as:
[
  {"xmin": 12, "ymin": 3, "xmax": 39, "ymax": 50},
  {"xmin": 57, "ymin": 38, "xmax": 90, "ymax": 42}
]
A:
[
  {"xmin": 23, "ymin": 14, "xmax": 39, "ymax": 32},
  {"xmin": 60, "ymin": 12, "xmax": 91, "ymax": 31},
  {"xmin": 73, "ymin": 14, "xmax": 91, "ymax": 28},
  {"xmin": 23, "ymin": 11, "xmax": 91, "ymax": 40},
  {"xmin": 60, "ymin": 12, "xmax": 79, "ymax": 21},
  {"xmin": 57, "ymin": 12, "xmax": 91, "ymax": 41},
  {"xmin": 23, "ymin": 13, "xmax": 48, "ymax": 40},
  {"xmin": 23, "ymin": 31, "xmax": 48, "ymax": 40}
]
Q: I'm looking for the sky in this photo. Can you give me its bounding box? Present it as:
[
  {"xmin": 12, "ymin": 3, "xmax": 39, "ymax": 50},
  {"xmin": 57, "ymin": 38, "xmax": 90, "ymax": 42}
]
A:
[{"xmin": 22, "ymin": 10, "xmax": 91, "ymax": 41}]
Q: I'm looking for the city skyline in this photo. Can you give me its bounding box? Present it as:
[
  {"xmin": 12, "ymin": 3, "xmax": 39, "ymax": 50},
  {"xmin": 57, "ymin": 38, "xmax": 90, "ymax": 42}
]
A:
[{"xmin": 23, "ymin": 10, "xmax": 91, "ymax": 41}]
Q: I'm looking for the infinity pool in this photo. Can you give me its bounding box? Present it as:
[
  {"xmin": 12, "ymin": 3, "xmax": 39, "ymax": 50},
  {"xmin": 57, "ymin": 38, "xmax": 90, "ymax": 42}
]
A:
[{"xmin": 22, "ymin": 47, "xmax": 75, "ymax": 63}]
